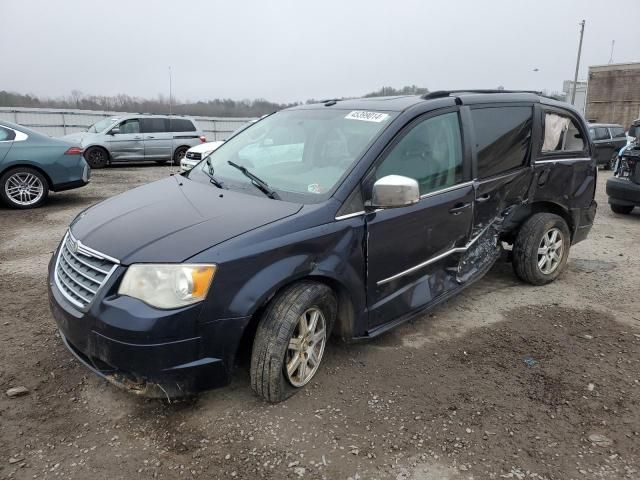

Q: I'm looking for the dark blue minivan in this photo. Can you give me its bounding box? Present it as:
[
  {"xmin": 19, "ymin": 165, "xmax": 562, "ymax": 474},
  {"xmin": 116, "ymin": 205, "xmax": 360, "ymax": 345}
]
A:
[{"xmin": 48, "ymin": 91, "xmax": 597, "ymax": 402}]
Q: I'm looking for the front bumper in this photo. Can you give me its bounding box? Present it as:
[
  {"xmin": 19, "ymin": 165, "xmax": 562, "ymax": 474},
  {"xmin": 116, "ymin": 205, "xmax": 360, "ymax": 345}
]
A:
[
  {"xmin": 606, "ymin": 176, "xmax": 640, "ymax": 206},
  {"xmin": 47, "ymin": 254, "xmax": 250, "ymax": 397},
  {"xmin": 180, "ymin": 158, "xmax": 199, "ymax": 172}
]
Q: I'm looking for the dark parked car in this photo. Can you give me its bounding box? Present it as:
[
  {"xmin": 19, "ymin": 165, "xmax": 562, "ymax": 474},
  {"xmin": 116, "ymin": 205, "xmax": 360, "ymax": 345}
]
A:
[
  {"xmin": 606, "ymin": 119, "xmax": 640, "ymax": 214},
  {"xmin": 0, "ymin": 120, "xmax": 89, "ymax": 209},
  {"xmin": 588, "ymin": 123, "xmax": 627, "ymax": 170},
  {"xmin": 48, "ymin": 91, "xmax": 597, "ymax": 402}
]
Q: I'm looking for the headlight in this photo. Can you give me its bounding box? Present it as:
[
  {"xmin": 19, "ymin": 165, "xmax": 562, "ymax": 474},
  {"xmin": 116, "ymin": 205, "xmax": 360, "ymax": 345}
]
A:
[{"xmin": 118, "ymin": 264, "xmax": 216, "ymax": 309}]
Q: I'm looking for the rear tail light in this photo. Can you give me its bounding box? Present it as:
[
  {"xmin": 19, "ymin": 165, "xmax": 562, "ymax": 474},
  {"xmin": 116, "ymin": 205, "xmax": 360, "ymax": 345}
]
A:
[
  {"xmin": 199, "ymin": 136, "xmax": 207, "ymax": 143},
  {"xmin": 64, "ymin": 147, "xmax": 83, "ymax": 155}
]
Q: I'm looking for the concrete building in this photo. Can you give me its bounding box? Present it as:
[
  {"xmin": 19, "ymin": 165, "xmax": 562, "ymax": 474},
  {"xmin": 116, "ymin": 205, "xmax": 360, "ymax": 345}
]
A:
[
  {"xmin": 561, "ymin": 80, "xmax": 587, "ymax": 114},
  {"xmin": 585, "ymin": 62, "xmax": 640, "ymax": 128}
]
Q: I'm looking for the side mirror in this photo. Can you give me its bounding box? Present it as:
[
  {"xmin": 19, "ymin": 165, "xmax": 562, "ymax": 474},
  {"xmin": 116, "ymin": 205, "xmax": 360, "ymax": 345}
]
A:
[
  {"xmin": 628, "ymin": 126, "xmax": 637, "ymax": 138},
  {"xmin": 370, "ymin": 175, "xmax": 420, "ymax": 209},
  {"xmin": 109, "ymin": 127, "xmax": 120, "ymax": 135}
]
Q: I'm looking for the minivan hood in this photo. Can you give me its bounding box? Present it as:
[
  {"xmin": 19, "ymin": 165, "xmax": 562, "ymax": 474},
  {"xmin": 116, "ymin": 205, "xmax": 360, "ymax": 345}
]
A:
[{"xmin": 70, "ymin": 176, "xmax": 303, "ymax": 264}]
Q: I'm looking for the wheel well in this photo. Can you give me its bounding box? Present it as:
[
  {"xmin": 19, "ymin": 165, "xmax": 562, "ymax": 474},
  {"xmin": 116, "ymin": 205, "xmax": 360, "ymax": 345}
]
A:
[
  {"xmin": 233, "ymin": 275, "xmax": 356, "ymax": 366},
  {"xmin": 0, "ymin": 164, "xmax": 53, "ymax": 189},
  {"xmin": 504, "ymin": 201, "xmax": 574, "ymax": 243}
]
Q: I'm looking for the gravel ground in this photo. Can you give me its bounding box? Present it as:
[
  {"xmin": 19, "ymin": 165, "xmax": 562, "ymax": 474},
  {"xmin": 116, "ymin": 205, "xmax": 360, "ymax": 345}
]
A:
[{"xmin": 1, "ymin": 165, "xmax": 639, "ymax": 480}]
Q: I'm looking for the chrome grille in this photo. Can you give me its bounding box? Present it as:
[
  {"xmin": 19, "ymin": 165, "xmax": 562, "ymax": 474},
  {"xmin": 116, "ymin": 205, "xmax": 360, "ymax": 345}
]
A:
[
  {"xmin": 54, "ymin": 231, "xmax": 119, "ymax": 309},
  {"xmin": 186, "ymin": 151, "xmax": 201, "ymax": 160}
]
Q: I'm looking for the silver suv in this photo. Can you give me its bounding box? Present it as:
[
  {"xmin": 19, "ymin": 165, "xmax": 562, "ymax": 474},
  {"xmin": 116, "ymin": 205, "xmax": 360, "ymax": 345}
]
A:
[{"xmin": 63, "ymin": 115, "xmax": 205, "ymax": 168}]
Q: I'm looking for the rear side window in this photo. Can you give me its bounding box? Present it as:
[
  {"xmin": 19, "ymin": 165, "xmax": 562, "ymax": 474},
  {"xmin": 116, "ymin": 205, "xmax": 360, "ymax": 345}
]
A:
[
  {"xmin": 610, "ymin": 126, "xmax": 625, "ymax": 138},
  {"xmin": 594, "ymin": 127, "xmax": 610, "ymax": 140},
  {"xmin": 167, "ymin": 118, "xmax": 196, "ymax": 132},
  {"xmin": 0, "ymin": 126, "xmax": 16, "ymax": 141},
  {"xmin": 141, "ymin": 118, "xmax": 168, "ymax": 133},
  {"xmin": 471, "ymin": 106, "xmax": 533, "ymax": 178},
  {"xmin": 542, "ymin": 113, "xmax": 585, "ymax": 153}
]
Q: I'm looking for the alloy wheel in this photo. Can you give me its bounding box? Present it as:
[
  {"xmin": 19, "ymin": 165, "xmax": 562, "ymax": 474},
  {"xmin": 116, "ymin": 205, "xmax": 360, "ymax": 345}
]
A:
[
  {"xmin": 285, "ymin": 307, "xmax": 327, "ymax": 387},
  {"xmin": 5, "ymin": 172, "xmax": 44, "ymax": 206},
  {"xmin": 537, "ymin": 227, "xmax": 564, "ymax": 275}
]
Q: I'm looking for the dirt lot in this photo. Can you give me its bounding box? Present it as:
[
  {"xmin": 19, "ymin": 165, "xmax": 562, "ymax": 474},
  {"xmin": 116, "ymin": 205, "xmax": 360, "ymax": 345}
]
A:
[{"xmin": 1, "ymin": 166, "xmax": 639, "ymax": 480}]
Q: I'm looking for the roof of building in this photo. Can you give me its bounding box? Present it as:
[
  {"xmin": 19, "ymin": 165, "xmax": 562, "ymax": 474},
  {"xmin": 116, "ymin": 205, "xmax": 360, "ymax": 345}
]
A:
[{"xmin": 589, "ymin": 62, "xmax": 640, "ymax": 72}]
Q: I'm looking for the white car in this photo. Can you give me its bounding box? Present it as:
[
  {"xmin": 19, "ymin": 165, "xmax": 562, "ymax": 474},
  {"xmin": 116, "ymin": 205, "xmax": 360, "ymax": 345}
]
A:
[{"xmin": 180, "ymin": 141, "xmax": 224, "ymax": 172}]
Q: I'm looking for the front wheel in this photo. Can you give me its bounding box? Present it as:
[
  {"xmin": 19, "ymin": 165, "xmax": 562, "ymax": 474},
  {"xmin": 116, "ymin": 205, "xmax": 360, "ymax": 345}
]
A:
[
  {"xmin": 512, "ymin": 213, "xmax": 571, "ymax": 285},
  {"xmin": 250, "ymin": 282, "xmax": 337, "ymax": 403},
  {"xmin": 0, "ymin": 167, "xmax": 49, "ymax": 209}
]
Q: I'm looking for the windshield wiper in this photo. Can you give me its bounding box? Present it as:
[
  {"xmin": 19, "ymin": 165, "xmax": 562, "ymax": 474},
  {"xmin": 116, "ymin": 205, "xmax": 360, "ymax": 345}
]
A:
[
  {"xmin": 227, "ymin": 160, "xmax": 280, "ymax": 200},
  {"xmin": 204, "ymin": 157, "xmax": 225, "ymax": 189}
]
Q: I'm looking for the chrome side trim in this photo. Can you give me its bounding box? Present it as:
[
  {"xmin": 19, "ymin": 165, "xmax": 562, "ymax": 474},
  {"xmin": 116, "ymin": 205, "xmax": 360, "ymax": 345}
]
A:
[
  {"xmin": 376, "ymin": 226, "xmax": 490, "ymax": 286},
  {"xmin": 334, "ymin": 181, "xmax": 475, "ymax": 221},
  {"xmin": 419, "ymin": 180, "xmax": 474, "ymax": 199},
  {"xmin": 335, "ymin": 210, "xmax": 366, "ymax": 221},
  {"xmin": 534, "ymin": 157, "xmax": 591, "ymax": 164}
]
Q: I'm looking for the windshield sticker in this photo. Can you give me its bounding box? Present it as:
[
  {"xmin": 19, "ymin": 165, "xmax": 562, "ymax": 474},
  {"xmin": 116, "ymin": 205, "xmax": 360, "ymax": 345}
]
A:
[
  {"xmin": 307, "ymin": 183, "xmax": 324, "ymax": 194},
  {"xmin": 345, "ymin": 111, "xmax": 390, "ymax": 123}
]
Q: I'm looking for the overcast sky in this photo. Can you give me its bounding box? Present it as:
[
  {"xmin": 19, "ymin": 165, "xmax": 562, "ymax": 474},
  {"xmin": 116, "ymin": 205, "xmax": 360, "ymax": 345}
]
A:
[{"xmin": 1, "ymin": 0, "xmax": 638, "ymax": 104}]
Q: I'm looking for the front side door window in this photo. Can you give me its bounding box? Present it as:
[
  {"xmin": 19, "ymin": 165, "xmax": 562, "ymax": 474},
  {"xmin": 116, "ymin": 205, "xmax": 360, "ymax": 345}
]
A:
[
  {"xmin": 365, "ymin": 110, "xmax": 473, "ymax": 328},
  {"xmin": 374, "ymin": 112, "xmax": 463, "ymax": 195}
]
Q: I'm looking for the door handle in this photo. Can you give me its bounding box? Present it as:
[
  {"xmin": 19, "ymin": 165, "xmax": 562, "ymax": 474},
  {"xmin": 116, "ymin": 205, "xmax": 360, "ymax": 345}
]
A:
[
  {"xmin": 146, "ymin": 136, "xmax": 155, "ymax": 139},
  {"xmin": 133, "ymin": 136, "xmax": 142, "ymax": 140},
  {"xmin": 476, "ymin": 193, "xmax": 491, "ymax": 203},
  {"xmin": 449, "ymin": 202, "xmax": 471, "ymax": 215}
]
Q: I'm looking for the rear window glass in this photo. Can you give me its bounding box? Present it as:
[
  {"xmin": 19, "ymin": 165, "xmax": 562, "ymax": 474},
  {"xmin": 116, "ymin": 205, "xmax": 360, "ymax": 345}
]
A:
[
  {"xmin": 542, "ymin": 113, "xmax": 585, "ymax": 152},
  {"xmin": 168, "ymin": 118, "xmax": 196, "ymax": 132},
  {"xmin": 471, "ymin": 106, "xmax": 533, "ymax": 178},
  {"xmin": 594, "ymin": 127, "xmax": 610, "ymax": 140},
  {"xmin": 141, "ymin": 118, "xmax": 168, "ymax": 133},
  {"xmin": 610, "ymin": 127, "xmax": 625, "ymax": 138},
  {"xmin": 0, "ymin": 126, "xmax": 16, "ymax": 141}
]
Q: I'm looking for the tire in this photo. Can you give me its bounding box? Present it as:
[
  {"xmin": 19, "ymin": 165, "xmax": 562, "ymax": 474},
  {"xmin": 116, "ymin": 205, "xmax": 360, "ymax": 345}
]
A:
[
  {"xmin": 84, "ymin": 146, "xmax": 109, "ymax": 169},
  {"xmin": 0, "ymin": 167, "xmax": 49, "ymax": 209},
  {"xmin": 172, "ymin": 146, "xmax": 188, "ymax": 166},
  {"xmin": 250, "ymin": 282, "xmax": 337, "ymax": 403},
  {"xmin": 512, "ymin": 213, "xmax": 571, "ymax": 286},
  {"xmin": 607, "ymin": 153, "xmax": 617, "ymax": 171},
  {"xmin": 610, "ymin": 204, "xmax": 634, "ymax": 214}
]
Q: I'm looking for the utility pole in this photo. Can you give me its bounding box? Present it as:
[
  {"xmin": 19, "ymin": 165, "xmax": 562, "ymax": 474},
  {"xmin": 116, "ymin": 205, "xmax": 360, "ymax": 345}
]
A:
[
  {"xmin": 570, "ymin": 20, "xmax": 586, "ymax": 105},
  {"xmin": 608, "ymin": 40, "xmax": 615, "ymax": 64}
]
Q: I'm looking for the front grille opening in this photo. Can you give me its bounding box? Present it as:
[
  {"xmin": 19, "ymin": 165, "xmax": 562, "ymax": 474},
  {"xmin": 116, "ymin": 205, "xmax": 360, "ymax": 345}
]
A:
[{"xmin": 54, "ymin": 232, "xmax": 117, "ymax": 309}]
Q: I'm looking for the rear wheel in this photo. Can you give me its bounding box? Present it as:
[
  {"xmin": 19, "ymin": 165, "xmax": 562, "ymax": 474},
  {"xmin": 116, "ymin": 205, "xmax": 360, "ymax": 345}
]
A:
[
  {"xmin": 512, "ymin": 213, "xmax": 571, "ymax": 285},
  {"xmin": 0, "ymin": 167, "xmax": 49, "ymax": 209},
  {"xmin": 610, "ymin": 204, "xmax": 634, "ymax": 214},
  {"xmin": 84, "ymin": 146, "xmax": 109, "ymax": 169},
  {"xmin": 172, "ymin": 146, "xmax": 188, "ymax": 166},
  {"xmin": 250, "ymin": 282, "xmax": 336, "ymax": 403}
]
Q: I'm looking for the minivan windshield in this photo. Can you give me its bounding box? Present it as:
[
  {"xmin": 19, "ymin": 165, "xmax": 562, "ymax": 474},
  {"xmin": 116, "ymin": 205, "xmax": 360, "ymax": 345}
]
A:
[
  {"xmin": 188, "ymin": 108, "xmax": 396, "ymax": 203},
  {"xmin": 87, "ymin": 118, "xmax": 118, "ymax": 133}
]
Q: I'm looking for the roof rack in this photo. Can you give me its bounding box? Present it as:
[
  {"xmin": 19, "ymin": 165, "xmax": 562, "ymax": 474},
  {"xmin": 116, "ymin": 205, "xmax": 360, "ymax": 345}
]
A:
[{"xmin": 422, "ymin": 89, "xmax": 542, "ymax": 99}]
